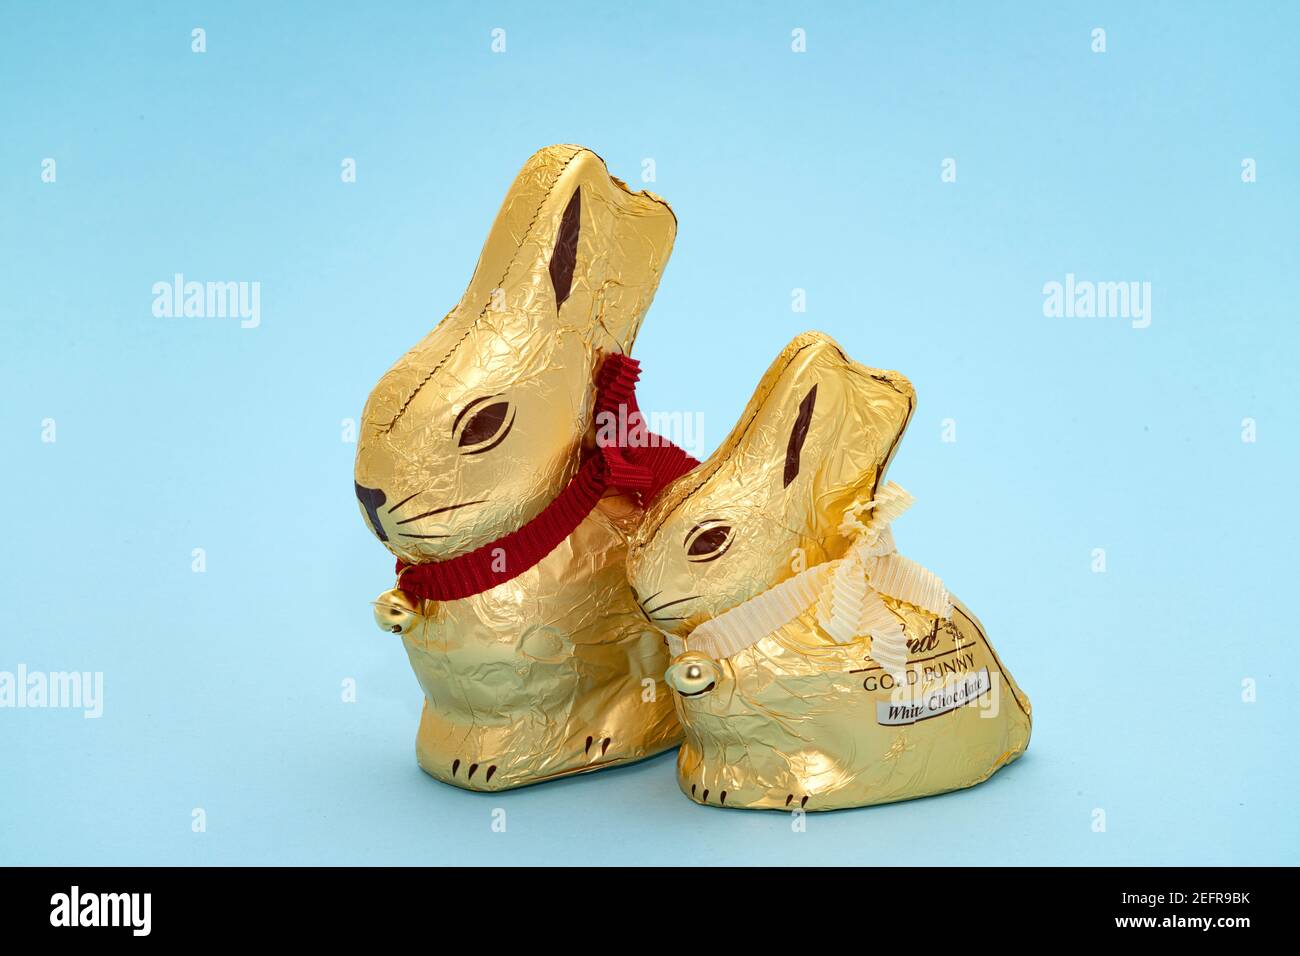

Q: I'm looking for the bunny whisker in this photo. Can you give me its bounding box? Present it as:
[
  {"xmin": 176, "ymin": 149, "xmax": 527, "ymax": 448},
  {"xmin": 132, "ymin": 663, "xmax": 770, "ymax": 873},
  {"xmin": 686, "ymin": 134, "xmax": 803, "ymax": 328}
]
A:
[
  {"xmin": 395, "ymin": 499, "xmax": 488, "ymax": 526},
  {"xmin": 645, "ymin": 594, "xmax": 700, "ymax": 615},
  {"xmin": 398, "ymin": 533, "xmax": 450, "ymax": 539},
  {"xmin": 385, "ymin": 490, "xmax": 423, "ymax": 515}
]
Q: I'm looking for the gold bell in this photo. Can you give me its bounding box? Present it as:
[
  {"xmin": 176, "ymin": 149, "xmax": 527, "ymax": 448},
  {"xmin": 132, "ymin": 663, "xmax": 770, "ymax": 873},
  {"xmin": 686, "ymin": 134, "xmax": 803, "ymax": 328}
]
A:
[
  {"xmin": 665, "ymin": 653, "xmax": 721, "ymax": 697},
  {"xmin": 372, "ymin": 588, "xmax": 421, "ymax": 635}
]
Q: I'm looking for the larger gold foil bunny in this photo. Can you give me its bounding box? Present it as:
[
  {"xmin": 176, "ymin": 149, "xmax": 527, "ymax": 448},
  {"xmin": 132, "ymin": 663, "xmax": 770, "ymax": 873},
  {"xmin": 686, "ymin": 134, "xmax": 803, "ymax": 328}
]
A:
[
  {"xmin": 354, "ymin": 146, "xmax": 686, "ymax": 790},
  {"xmin": 627, "ymin": 332, "xmax": 1032, "ymax": 811}
]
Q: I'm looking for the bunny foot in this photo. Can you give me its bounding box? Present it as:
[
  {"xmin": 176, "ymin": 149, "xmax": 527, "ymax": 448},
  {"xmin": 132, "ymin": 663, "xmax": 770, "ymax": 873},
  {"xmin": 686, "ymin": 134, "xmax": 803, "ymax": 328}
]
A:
[
  {"xmin": 681, "ymin": 774, "xmax": 816, "ymax": 810},
  {"xmin": 686, "ymin": 780, "xmax": 741, "ymax": 807},
  {"xmin": 448, "ymin": 758, "xmax": 500, "ymax": 786},
  {"xmin": 427, "ymin": 736, "xmax": 619, "ymax": 791}
]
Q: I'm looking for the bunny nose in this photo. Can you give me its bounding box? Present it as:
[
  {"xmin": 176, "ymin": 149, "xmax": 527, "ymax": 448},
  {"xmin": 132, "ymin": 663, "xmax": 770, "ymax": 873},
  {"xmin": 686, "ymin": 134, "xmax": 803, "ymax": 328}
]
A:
[
  {"xmin": 665, "ymin": 654, "xmax": 720, "ymax": 697},
  {"xmin": 355, "ymin": 482, "xmax": 389, "ymax": 541}
]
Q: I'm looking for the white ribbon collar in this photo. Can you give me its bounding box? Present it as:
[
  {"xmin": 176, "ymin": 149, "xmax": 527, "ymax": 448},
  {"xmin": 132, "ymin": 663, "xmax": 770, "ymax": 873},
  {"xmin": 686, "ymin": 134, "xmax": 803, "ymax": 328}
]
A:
[{"xmin": 666, "ymin": 483, "xmax": 952, "ymax": 680}]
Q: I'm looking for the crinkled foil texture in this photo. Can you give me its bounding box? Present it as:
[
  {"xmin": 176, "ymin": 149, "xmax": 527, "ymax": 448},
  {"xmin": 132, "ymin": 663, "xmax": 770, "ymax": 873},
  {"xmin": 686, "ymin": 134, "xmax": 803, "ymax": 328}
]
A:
[
  {"xmin": 354, "ymin": 145, "xmax": 682, "ymax": 789},
  {"xmin": 628, "ymin": 332, "xmax": 1032, "ymax": 810},
  {"xmin": 403, "ymin": 495, "xmax": 680, "ymax": 789}
]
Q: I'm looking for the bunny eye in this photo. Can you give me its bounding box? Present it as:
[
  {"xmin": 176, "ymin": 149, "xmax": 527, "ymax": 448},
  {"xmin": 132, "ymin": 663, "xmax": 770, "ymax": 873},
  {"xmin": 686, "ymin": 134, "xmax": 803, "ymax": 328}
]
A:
[
  {"xmin": 454, "ymin": 396, "xmax": 516, "ymax": 455},
  {"xmin": 685, "ymin": 521, "xmax": 734, "ymax": 563}
]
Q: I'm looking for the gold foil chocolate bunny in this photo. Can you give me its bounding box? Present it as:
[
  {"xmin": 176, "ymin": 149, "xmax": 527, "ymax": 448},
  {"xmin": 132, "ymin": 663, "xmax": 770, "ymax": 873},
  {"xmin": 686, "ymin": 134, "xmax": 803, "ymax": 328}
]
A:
[
  {"xmin": 355, "ymin": 145, "xmax": 693, "ymax": 790},
  {"xmin": 627, "ymin": 332, "xmax": 1032, "ymax": 811}
]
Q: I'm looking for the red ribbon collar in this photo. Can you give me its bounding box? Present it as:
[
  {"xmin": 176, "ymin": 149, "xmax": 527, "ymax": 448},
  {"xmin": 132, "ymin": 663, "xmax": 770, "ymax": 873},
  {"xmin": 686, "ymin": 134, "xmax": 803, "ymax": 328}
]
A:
[{"xmin": 394, "ymin": 354, "xmax": 697, "ymax": 602}]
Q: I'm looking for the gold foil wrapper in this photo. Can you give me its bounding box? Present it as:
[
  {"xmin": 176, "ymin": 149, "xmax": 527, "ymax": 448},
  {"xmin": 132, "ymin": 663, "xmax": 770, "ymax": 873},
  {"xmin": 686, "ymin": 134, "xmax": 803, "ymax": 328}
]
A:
[
  {"xmin": 628, "ymin": 332, "xmax": 1032, "ymax": 810},
  {"xmin": 354, "ymin": 145, "xmax": 682, "ymax": 790}
]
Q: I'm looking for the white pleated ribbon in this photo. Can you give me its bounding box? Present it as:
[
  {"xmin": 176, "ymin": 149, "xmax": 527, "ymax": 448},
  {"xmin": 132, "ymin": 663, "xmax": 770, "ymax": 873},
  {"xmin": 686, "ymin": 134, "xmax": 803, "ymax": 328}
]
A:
[{"xmin": 669, "ymin": 483, "xmax": 952, "ymax": 679}]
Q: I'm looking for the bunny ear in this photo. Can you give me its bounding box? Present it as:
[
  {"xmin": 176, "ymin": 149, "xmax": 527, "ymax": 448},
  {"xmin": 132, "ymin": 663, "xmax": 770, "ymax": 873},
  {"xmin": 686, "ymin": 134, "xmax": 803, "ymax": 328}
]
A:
[
  {"xmin": 451, "ymin": 146, "xmax": 674, "ymax": 353},
  {"xmin": 642, "ymin": 332, "xmax": 914, "ymax": 551},
  {"xmin": 359, "ymin": 147, "xmax": 675, "ymax": 433},
  {"xmin": 549, "ymin": 188, "xmax": 581, "ymax": 309},
  {"xmin": 783, "ymin": 384, "xmax": 818, "ymax": 487},
  {"xmin": 766, "ymin": 337, "xmax": 913, "ymax": 543}
]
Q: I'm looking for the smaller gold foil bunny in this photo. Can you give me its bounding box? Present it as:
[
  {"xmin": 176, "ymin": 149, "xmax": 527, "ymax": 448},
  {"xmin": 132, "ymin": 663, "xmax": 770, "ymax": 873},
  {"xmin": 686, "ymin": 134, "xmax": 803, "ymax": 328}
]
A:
[{"xmin": 627, "ymin": 332, "xmax": 1032, "ymax": 811}]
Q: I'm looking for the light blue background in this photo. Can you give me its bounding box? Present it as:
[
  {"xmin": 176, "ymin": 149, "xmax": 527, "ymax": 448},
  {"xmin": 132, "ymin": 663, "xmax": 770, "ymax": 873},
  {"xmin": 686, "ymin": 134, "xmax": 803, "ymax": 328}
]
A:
[{"xmin": 2, "ymin": 1, "xmax": 1296, "ymax": 865}]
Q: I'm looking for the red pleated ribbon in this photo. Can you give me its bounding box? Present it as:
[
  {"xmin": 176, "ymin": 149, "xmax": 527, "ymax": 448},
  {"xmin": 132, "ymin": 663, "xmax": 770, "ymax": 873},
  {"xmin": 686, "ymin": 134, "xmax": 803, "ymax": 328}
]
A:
[{"xmin": 394, "ymin": 354, "xmax": 697, "ymax": 602}]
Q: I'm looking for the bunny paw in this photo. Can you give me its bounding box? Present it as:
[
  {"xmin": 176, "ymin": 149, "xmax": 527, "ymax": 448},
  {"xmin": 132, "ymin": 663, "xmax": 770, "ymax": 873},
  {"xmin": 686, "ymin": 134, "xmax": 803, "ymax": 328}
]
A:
[
  {"xmin": 449, "ymin": 758, "xmax": 499, "ymax": 786},
  {"xmin": 686, "ymin": 779, "xmax": 811, "ymax": 809},
  {"xmin": 584, "ymin": 735, "xmax": 613, "ymax": 760},
  {"xmin": 688, "ymin": 781, "xmax": 738, "ymax": 806}
]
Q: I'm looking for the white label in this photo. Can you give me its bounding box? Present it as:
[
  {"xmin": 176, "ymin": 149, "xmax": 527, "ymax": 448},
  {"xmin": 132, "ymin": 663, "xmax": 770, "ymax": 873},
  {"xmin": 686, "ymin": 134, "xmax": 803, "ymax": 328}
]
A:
[{"xmin": 876, "ymin": 667, "xmax": 990, "ymax": 726}]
